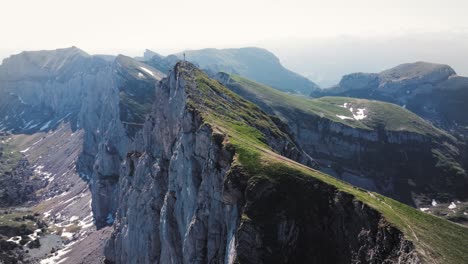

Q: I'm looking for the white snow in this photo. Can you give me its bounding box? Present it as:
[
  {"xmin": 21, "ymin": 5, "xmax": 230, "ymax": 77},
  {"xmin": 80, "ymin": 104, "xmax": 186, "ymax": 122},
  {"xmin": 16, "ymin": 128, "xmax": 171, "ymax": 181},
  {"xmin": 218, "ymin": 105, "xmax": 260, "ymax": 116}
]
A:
[
  {"xmin": 43, "ymin": 209, "xmax": 52, "ymax": 218},
  {"xmin": 61, "ymin": 231, "xmax": 74, "ymax": 239},
  {"xmin": 336, "ymin": 115, "xmax": 354, "ymax": 120},
  {"xmin": 448, "ymin": 202, "xmax": 457, "ymax": 209},
  {"xmin": 40, "ymin": 121, "xmax": 52, "ymax": 131},
  {"xmin": 419, "ymin": 208, "xmax": 429, "ymax": 212},
  {"xmin": 40, "ymin": 240, "xmax": 77, "ymax": 264},
  {"xmin": 28, "ymin": 229, "xmax": 42, "ymax": 241},
  {"xmin": 338, "ymin": 103, "xmax": 367, "ymax": 121},
  {"xmin": 353, "ymin": 108, "xmax": 367, "ymax": 120},
  {"xmin": 137, "ymin": 72, "xmax": 145, "ymax": 79},
  {"xmin": 20, "ymin": 147, "xmax": 31, "ymax": 153},
  {"xmin": 7, "ymin": 236, "xmax": 22, "ymax": 244},
  {"xmin": 79, "ymin": 212, "xmax": 94, "ymax": 229},
  {"xmin": 34, "ymin": 165, "xmax": 53, "ymax": 181},
  {"xmin": 431, "ymin": 199, "xmax": 438, "ymax": 206},
  {"xmin": 140, "ymin": 66, "xmax": 155, "ymax": 77}
]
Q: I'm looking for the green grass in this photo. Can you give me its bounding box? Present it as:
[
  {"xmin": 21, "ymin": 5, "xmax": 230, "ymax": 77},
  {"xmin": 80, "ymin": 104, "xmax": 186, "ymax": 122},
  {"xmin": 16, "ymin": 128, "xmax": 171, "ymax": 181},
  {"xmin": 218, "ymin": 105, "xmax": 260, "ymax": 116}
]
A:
[
  {"xmin": 231, "ymin": 141, "xmax": 468, "ymax": 264},
  {"xmin": 0, "ymin": 135, "xmax": 22, "ymax": 177},
  {"xmin": 178, "ymin": 64, "xmax": 468, "ymax": 264},
  {"xmin": 0, "ymin": 210, "xmax": 37, "ymax": 231},
  {"xmin": 228, "ymin": 74, "xmax": 449, "ymax": 138}
]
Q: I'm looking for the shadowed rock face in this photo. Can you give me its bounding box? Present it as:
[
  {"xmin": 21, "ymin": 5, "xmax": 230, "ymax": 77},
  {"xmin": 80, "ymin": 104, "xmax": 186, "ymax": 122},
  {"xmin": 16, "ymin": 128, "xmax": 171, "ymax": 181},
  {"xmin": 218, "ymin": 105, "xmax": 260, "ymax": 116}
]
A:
[
  {"xmin": 237, "ymin": 176, "xmax": 419, "ymax": 264},
  {"xmin": 0, "ymin": 48, "xmax": 165, "ymax": 229},
  {"xmin": 104, "ymin": 62, "xmax": 419, "ymax": 264}
]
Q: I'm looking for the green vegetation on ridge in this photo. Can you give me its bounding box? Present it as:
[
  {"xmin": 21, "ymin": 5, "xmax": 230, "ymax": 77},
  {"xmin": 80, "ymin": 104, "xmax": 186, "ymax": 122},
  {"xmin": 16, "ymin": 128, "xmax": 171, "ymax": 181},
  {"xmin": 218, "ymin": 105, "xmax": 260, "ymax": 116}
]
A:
[
  {"xmin": 227, "ymin": 74, "xmax": 450, "ymax": 138},
  {"xmin": 178, "ymin": 64, "xmax": 468, "ymax": 264}
]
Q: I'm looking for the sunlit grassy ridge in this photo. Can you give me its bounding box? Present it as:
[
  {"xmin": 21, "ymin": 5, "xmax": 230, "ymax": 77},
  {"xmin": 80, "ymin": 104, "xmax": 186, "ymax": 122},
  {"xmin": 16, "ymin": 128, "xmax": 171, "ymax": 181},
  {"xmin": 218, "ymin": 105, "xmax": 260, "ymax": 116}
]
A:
[
  {"xmin": 228, "ymin": 74, "xmax": 450, "ymax": 138},
  {"xmin": 178, "ymin": 63, "xmax": 468, "ymax": 263}
]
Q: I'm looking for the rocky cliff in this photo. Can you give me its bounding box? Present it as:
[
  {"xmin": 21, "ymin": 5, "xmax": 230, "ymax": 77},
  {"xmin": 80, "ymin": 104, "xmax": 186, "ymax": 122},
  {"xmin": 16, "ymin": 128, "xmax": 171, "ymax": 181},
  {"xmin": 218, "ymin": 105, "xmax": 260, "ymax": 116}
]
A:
[{"xmin": 104, "ymin": 62, "xmax": 424, "ymax": 264}]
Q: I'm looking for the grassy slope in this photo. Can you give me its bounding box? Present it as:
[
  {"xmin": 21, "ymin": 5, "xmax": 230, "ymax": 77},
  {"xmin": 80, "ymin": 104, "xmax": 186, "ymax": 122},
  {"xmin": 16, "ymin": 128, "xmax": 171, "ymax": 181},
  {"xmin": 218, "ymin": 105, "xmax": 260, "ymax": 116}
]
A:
[
  {"xmin": 229, "ymin": 74, "xmax": 449, "ymax": 138},
  {"xmin": 0, "ymin": 134, "xmax": 22, "ymax": 178},
  {"xmin": 182, "ymin": 66, "xmax": 468, "ymax": 264}
]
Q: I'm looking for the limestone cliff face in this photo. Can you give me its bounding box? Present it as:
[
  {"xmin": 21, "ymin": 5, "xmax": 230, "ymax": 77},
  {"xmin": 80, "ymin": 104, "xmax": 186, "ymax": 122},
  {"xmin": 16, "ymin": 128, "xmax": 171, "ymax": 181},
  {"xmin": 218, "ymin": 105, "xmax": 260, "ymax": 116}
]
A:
[
  {"xmin": 77, "ymin": 55, "xmax": 164, "ymax": 228},
  {"xmin": 104, "ymin": 62, "xmax": 419, "ymax": 264},
  {"xmin": 284, "ymin": 114, "xmax": 466, "ymax": 203},
  {"xmin": 105, "ymin": 63, "xmax": 240, "ymax": 263},
  {"xmin": 0, "ymin": 48, "xmax": 164, "ymax": 228}
]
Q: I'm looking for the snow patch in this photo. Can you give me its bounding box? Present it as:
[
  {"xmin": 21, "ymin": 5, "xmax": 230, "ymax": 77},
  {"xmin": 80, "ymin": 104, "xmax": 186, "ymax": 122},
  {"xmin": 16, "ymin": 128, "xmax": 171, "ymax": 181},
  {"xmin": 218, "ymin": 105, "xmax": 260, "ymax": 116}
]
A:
[
  {"xmin": 40, "ymin": 240, "xmax": 77, "ymax": 264},
  {"xmin": 419, "ymin": 208, "xmax": 429, "ymax": 212},
  {"xmin": 61, "ymin": 230, "xmax": 74, "ymax": 239},
  {"xmin": 431, "ymin": 199, "xmax": 438, "ymax": 206},
  {"xmin": 353, "ymin": 108, "xmax": 367, "ymax": 120},
  {"xmin": 140, "ymin": 66, "xmax": 155, "ymax": 77},
  {"xmin": 28, "ymin": 229, "xmax": 42, "ymax": 241},
  {"xmin": 336, "ymin": 115, "xmax": 354, "ymax": 120},
  {"xmin": 40, "ymin": 121, "xmax": 52, "ymax": 131},
  {"xmin": 448, "ymin": 202, "xmax": 457, "ymax": 209},
  {"xmin": 78, "ymin": 212, "xmax": 94, "ymax": 229},
  {"xmin": 43, "ymin": 209, "xmax": 52, "ymax": 218},
  {"xmin": 7, "ymin": 236, "xmax": 22, "ymax": 244},
  {"xmin": 339, "ymin": 103, "xmax": 367, "ymax": 121},
  {"xmin": 20, "ymin": 147, "xmax": 31, "ymax": 153}
]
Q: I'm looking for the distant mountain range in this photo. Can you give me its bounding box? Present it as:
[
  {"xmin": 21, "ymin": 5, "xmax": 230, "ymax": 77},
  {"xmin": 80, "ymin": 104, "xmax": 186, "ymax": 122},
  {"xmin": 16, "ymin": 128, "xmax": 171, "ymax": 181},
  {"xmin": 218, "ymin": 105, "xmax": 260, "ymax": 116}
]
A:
[{"xmin": 143, "ymin": 47, "xmax": 321, "ymax": 95}]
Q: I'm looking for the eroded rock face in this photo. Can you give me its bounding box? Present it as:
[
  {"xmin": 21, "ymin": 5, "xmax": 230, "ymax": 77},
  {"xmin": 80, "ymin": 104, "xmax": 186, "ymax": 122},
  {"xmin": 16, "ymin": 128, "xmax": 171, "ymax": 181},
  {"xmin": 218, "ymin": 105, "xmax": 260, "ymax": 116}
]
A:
[
  {"xmin": 104, "ymin": 62, "xmax": 420, "ymax": 264},
  {"xmin": 105, "ymin": 63, "xmax": 240, "ymax": 263},
  {"xmin": 237, "ymin": 175, "xmax": 420, "ymax": 264},
  {"xmin": 0, "ymin": 48, "xmax": 164, "ymax": 228}
]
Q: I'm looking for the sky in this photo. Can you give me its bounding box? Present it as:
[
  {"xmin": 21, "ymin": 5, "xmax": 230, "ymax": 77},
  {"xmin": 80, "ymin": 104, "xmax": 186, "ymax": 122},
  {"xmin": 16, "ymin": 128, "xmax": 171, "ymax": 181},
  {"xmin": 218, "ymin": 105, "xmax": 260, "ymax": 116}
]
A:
[{"xmin": 1, "ymin": 0, "xmax": 467, "ymax": 86}]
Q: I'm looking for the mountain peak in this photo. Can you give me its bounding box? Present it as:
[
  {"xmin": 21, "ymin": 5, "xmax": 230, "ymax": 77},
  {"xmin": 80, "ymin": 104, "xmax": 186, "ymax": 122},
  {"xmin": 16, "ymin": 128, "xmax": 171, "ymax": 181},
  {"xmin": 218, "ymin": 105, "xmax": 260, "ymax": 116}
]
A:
[
  {"xmin": 380, "ymin": 61, "xmax": 456, "ymax": 82},
  {"xmin": 0, "ymin": 46, "xmax": 91, "ymax": 80}
]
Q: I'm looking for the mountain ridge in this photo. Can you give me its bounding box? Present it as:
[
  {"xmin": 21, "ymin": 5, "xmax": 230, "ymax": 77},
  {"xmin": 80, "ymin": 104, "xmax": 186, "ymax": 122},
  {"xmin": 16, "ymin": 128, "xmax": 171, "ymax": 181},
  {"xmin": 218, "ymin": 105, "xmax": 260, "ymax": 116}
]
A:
[{"xmin": 144, "ymin": 47, "xmax": 321, "ymax": 94}]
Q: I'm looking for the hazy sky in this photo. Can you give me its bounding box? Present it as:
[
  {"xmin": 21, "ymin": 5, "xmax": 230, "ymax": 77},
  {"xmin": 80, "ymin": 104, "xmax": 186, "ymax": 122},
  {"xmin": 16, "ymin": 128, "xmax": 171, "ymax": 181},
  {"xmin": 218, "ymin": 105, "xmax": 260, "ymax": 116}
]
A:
[{"xmin": 1, "ymin": 0, "xmax": 467, "ymax": 85}]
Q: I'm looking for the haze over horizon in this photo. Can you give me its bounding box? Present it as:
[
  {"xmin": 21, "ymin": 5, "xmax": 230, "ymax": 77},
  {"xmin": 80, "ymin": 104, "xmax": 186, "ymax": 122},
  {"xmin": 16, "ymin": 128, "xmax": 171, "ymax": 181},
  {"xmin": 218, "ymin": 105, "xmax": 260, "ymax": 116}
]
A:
[{"xmin": 2, "ymin": 0, "xmax": 467, "ymax": 86}]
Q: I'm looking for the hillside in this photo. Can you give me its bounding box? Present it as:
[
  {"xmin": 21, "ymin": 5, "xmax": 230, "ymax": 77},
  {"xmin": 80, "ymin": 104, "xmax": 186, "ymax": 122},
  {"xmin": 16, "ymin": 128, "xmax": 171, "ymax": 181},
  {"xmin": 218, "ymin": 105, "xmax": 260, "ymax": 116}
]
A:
[
  {"xmin": 219, "ymin": 73, "xmax": 450, "ymax": 137},
  {"xmin": 315, "ymin": 62, "xmax": 468, "ymax": 136},
  {"xmin": 216, "ymin": 73, "xmax": 468, "ymax": 212}
]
